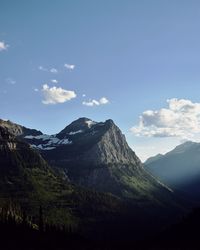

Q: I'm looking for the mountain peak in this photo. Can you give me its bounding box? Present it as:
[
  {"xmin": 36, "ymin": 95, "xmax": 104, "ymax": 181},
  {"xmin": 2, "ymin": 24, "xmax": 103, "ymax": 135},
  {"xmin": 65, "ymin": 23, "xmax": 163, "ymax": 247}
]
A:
[
  {"xmin": 105, "ymin": 119, "xmax": 115, "ymax": 126},
  {"xmin": 45, "ymin": 117, "xmax": 142, "ymax": 171},
  {"xmin": 59, "ymin": 117, "xmax": 97, "ymax": 135},
  {"xmin": 145, "ymin": 153, "xmax": 163, "ymax": 165},
  {"xmin": 73, "ymin": 117, "xmax": 92, "ymax": 123},
  {"xmin": 167, "ymin": 140, "xmax": 197, "ymax": 155}
]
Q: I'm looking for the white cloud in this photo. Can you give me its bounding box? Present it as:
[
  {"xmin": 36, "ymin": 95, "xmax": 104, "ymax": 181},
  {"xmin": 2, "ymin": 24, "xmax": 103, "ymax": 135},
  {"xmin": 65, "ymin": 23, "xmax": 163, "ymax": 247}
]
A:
[
  {"xmin": 130, "ymin": 98, "xmax": 200, "ymax": 139},
  {"xmin": 51, "ymin": 79, "xmax": 58, "ymax": 84},
  {"xmin": 64, "ymin": 63, "xmax": 75, "ymax": 70},
  {"xmin": 42, "ymin": 84, "xmax": 76, "ymax": 104},
  {"xmin": 82, "ymin": 97, "xmax": 109, "ymax": 107},
  {"xmin": 99, "ymin": 97, "xmax": 109, "ymax": 104},
  {"xmin": 34, "ymin": 88, "xmax": 39, "ymax": 92},
  {"xmin": 82, "ymin": 94, "xmax": 86, "ymax": 97},
  {"xmin": 38, "ymin": 66, "xmax": 58, "ymax": 73},
  {"xmin": 83, "ymin": 100, "xmax": 99, "ymax": 106},
  {"xmin": 0, "ymin": 41, "xmax": 9, "ymax": 51},
  {"xmin": 50, "ymin": 68, "xmax": 58, "ymax": 73}
]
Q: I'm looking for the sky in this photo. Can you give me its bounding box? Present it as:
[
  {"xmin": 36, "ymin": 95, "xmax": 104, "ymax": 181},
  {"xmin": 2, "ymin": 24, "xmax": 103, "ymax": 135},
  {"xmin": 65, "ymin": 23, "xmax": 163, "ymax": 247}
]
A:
[{"xmin": 1, "ymin": 0, "xmax": 200, "ymax": 161}]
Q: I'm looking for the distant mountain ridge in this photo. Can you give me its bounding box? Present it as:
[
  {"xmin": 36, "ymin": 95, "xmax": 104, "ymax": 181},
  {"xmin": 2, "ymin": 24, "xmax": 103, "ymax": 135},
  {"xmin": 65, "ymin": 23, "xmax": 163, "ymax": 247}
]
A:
[
  {"xmin": 145, "ymin": 141, "xmax": 200, "ymax": 200},
  {"xmin": 145, "ymin": 154, "xmax": 163, "ymax": 165}
]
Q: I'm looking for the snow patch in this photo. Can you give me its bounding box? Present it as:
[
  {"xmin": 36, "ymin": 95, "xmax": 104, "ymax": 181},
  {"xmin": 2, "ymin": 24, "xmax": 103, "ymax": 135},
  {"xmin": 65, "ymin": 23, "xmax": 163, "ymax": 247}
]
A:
[
  {"xmin": 30, "ymin": 144, "xmax": 56, "ymax": 150},
  {"xmin": 58, "ymin": 138, "xmax": 72, "ymax": 145},
  {"xmin": 43, "ymin": 147, "xmax": 56, "ymax": 150},
  {"xmin": 69, "ymin": 130, "xmax": 83, "ymax": 135},
  {"xmin": 85, "ymin": 120, "xmax": 96, "ymax": 128},
  {"xmin": 25, "ymin": 134, "xmax": 51, "ymax": 140},
  {"xmin": 29, "ymin": 134, "xmax": 72, "ymax": 150}
]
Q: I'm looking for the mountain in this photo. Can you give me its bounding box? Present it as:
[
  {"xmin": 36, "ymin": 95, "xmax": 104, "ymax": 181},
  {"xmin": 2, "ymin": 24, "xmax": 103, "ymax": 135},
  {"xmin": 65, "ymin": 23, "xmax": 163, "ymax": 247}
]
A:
[
  {"xmin": 0, "ymin": 118, "xmax": 187, "ymax": 244},
  {"xmin": 0, "ymin": 119, "xmax": 42, "ymax": 137},
  {"xmin": 15, "ymin": 117, "xmax": 174, "ymax": 206},
  {"xmin": 0, "ymin": 124, "xmax": 131, "ymax": 236},
  {"xmin": 145, "ymin": 154, "xmax": 163, "ymax": 165},
  {"xmin": 144, "ymin": 141, "xmax": 200, "ymax": 200}
]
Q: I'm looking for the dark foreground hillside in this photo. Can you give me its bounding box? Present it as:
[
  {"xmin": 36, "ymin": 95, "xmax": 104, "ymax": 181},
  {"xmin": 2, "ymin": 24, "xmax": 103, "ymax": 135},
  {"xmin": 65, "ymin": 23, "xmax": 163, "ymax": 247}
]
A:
[{"xmin": 1, "ymin": 204, "xmax": 200, "ymax": 250}]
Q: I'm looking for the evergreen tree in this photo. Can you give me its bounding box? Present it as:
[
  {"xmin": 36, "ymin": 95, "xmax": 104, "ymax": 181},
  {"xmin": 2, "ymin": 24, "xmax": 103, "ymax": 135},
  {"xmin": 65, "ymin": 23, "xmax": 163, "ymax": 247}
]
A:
[{"xmin": 39, "ymin": 205, "xmax": 44, "ymax": 232}]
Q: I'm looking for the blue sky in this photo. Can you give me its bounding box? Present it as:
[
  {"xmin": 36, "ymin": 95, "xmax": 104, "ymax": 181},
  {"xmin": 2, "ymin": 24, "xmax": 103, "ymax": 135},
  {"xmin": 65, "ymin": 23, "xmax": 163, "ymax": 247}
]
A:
[{"xmin": 1, "ymin": 0, "xmax": 200, "ymax": 161}]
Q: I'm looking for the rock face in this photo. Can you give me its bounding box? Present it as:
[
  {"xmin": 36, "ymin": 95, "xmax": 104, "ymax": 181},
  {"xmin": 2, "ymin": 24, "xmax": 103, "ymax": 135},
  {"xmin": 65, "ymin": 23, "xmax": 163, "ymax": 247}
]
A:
[
  {"xmin": 33, "ymin": 117, "xmax": 172, "ymax": 201},
  {"xmin": 0, "ymin": 123, "xmax": 50, "ymax": 174},
  {"xmin": 0, "ymin": 119, "xmax": 42, "ymax": 137},
  {"xmin": 0, "ymin": 124, "xmax": 50, "ymax": 205},
  {"xmin": 55, "ymin": 118, "xmax": 141, "ymax": 166}
]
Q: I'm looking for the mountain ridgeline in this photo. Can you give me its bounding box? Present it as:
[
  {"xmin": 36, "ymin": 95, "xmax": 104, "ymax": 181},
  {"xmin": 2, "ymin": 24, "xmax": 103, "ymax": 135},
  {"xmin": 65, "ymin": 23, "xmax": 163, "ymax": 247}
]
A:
[
  {"xmin": 145, "ymin": 141, "xmax": 200, "ymax": 201},
  {"xmin": 14, "ymin": 117, "xmax": 174, "ymax": 204}
]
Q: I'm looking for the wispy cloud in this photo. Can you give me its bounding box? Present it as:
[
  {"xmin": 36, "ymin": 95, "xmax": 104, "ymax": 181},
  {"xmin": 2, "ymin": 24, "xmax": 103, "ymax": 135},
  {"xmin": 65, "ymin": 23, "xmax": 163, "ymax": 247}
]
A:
[
  {"xmin": 38, "ymin": 66, "xmax": 58, "ymax": 73},
  {"xmin": 131, "ymin": 98, "xmax": 200, "ymax": 139},
  {"xmin": 0, "ymin": 41, "xmax": 9, "ymax": 51},
  {"xmin": 64, "ymin": 63, "xmax": 75, "ymax": 70},
  {"xmin": 82, "ymin": 97, "xmax": 109, "ymax": 107},
  {"xmin": 42, "ymin": 84, "xmax": 76, "ymax": 104},
  {"xmin": 50, "ymin": 68, "xmax": 58, "ymax": 73},
  {"xmin": 99, "ymin": 97, "xmax": 109, "ymax": 104},
  {"xmin": 51, "ymin": 79, "xmax": 58, "ymax": 84},
  {"xmin": 34, "ymin": 88, "xmax": 39, "ymax": 92}
]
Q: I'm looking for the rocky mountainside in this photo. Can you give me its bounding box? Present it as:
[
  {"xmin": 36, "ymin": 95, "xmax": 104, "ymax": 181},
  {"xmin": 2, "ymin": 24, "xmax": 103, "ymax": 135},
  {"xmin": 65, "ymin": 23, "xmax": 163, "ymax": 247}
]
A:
[
  {"xmin": 15, "ymin": 117, "xmax": 174, "ymax": 205},
  {"xmin": 0, "ymin": 124, "xmax": 130, "ymax": 235},
  {"xmin": 0, "ymin": 119, "xmax": 42, "ymax": 138},
  {"xmin": 145, "ymin": 141, "xmax": 200, "ymax": 200}
]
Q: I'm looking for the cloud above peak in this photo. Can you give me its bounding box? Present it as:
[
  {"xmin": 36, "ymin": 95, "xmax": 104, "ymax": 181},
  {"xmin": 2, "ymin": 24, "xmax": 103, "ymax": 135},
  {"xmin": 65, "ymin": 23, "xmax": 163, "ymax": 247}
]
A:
[
  {"xmin": 82, "ymin": 97, "xmax": 109, "ymax": 107},
  {"xmin": 42, "ymin": 84, "xmax": 76, "ymax": 104},
  {"xmin": 131, "ymin": 98, "xmax": 200, "ymax": 139},
  {"xmin": 0, "ymin": 41, "xmax": 9, "ymax": 51},
  {"xmin": 64, "ymin": 63, "xmax": 75, "ymax": 70}
]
